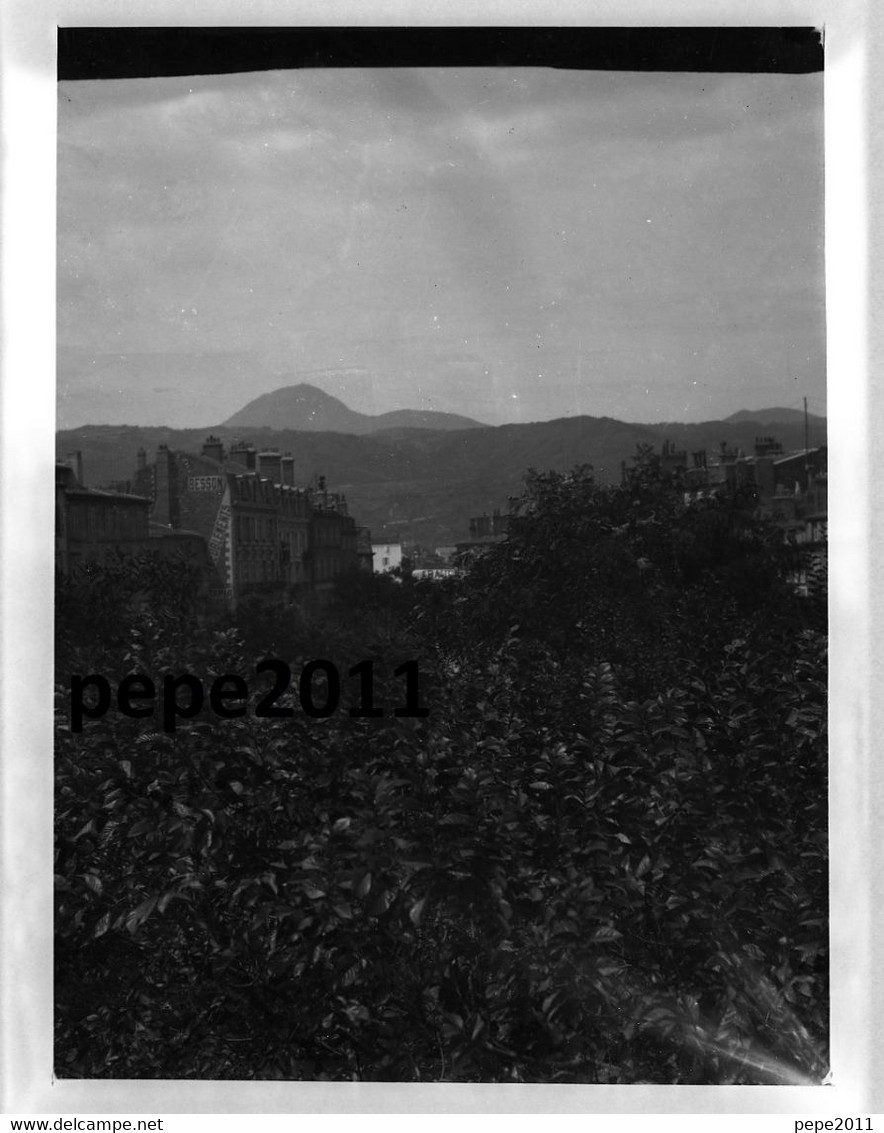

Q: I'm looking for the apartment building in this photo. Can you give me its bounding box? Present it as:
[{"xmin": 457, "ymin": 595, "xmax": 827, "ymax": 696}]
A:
[{"xmin": 131, "ymin": 437, "xmax": 366, "ymax": 605}]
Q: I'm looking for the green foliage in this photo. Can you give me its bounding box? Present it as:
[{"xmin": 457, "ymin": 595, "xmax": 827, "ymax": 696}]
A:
[
  {"xmin": 56, "ymin": 553, "xmax": 207, "ymax": 654},
  {"xmin": 421, "ymin": 466, "xmax": 821, "ymax": 695},
  {"xmin": 55, "ymin": 466, "xmax": 827, "ymax": 1082}
]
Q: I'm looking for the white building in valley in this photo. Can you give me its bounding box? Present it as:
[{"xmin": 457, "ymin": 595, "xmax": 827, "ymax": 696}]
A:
[{"xmin": 371, "ymin": 541, "xmax": 403, "ymax": 574}]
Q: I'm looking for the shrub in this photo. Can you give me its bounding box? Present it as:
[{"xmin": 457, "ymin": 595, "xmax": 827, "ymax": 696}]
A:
[{"xmin": 55, "ymin": 468, "xmax": 827, "ymax": 1082}]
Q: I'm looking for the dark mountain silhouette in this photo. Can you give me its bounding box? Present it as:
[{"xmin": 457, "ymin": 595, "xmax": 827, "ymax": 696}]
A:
[
  {"xmin": 57, "ymin": 407, "xmax": 826, "ymax": 549},
  {"xmin": 222, "ymin": 382, "xmax": 483, "ymax": 433}
]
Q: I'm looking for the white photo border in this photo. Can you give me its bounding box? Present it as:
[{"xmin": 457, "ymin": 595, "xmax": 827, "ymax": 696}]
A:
[{"xmin": 1, "ymin": 0, "xmax": 874, "ymax": 1116}]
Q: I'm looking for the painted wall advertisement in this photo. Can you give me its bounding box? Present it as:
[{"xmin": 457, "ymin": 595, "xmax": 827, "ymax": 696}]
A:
[{"xmin": 207, "ymin": 484, "xmax": 234, "ymax": 602}]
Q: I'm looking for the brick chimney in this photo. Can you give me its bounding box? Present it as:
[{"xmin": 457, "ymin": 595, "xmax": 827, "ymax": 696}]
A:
[
  {"xmin": 230, "ymin": 442, "xmax": 257, "ymax": 470},
  {"xmin": 154, "ymin": 445, "xmax": 178, "ymax": 527},
  {"xmin": 202, "ymin": 435, "xmax": 224, "ymax": 463},
  {"xmin": 281, "ymin": 454, "xmax": 295, "ymax": 486},
  {"xmin": 258, "ymin": 450, "xmax": 282, "ymax": 483}
]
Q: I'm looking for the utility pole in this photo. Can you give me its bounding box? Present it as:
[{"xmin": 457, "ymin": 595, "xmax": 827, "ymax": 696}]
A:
[{"xmin": 803, "ymin": 395, "xmax": 812, "ymax": 492}]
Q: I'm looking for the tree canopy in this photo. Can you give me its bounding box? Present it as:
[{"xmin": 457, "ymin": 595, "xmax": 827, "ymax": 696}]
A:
[{"xmin": 55, "ymin": 461, "xmax": 827, "ymax": 1083}]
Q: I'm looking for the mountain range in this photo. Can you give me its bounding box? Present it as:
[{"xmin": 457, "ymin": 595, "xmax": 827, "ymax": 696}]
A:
[{"xmin": 57, "ymin": 386, "xmax": 827, "ymax": 548}]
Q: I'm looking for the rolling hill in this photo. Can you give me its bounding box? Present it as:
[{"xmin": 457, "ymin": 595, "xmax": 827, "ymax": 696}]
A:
[
  {"xmin": 724, "ymin": 407, "xmax": 826, "ymax": 428},
  {"xmin": 57, "ymin": 407, "xmax": 826, "ymax": 549}
]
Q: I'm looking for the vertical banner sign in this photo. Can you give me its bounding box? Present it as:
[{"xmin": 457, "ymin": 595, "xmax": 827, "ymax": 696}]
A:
[{"xmin": 208, "ymin": 484, "xmax": 234, "ymax": 601}]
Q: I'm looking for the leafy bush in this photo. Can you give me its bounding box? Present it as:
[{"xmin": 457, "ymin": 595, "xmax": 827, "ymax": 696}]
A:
[{"xmin": 55, "ymin": 466, "xmax": 827, "ymax": 1082}]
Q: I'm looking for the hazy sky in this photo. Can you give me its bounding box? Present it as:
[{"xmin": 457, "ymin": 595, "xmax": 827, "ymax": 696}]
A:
[{"xmin": 57, "ymin": 66, "xmax": 825, "ymax": 429}]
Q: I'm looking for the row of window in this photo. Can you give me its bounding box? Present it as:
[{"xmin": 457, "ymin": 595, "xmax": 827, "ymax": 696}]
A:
[
  {"xmin": 234, "ymin": 514, "xmax": 275, "ymax": 543},
  {"xmin": 312, "ymin": 524, "xmax": 347, "ymax": 549},
  {"xmin": 234, "ymin": 551, "xmax": 346, "ymax": 586},
  {"xmin": 233, "ymin": 514, "xmax": 311, "ymax": 545},
  {"xmin": 65, "ymin": 502, "xmax": 147, "ymax": 542},
  {"xmin": 236, "ymin": 558, "xmax": 278, "ymax": 585},
  {"xmin": 229, "ymin": 480, "xmax": 310, "ymax": 513}
]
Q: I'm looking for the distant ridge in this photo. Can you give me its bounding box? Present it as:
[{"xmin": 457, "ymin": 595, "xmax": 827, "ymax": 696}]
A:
[
  {"xmin": 58, "ymin": 407, "xmax": 826, "ymax": 548},
  {"xmin": 724, "ymin": 407, "xmax": 827, "ymax": 429},
  {"xmin": 222, "ymin": 382, "xmax": 484, "ymax": 434}
]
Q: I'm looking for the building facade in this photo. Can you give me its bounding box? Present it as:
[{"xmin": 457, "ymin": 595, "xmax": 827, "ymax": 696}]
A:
[
  {"xmin": 131, "ymin": 437, "xmax": 367, "ymax": 605},
  {"xmin": 623, "ymin": 435, "xmax": 828, "ymax": 595},
  {"xmin": 371, "ymin": 541, "xmax": 403, "ymax": 574},
  {"xmin": 56, "ymin": 457, "xmax": 214, "ymax": 591},
  {"xmin": 56, "ymin": 461, "xmax": 151, "ymax": 574}
]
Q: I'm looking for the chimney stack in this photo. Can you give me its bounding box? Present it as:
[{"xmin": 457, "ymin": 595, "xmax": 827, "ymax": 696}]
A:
[
  {"xmin": 230, "ymin": 442, "xmax": 257, "ymax": 470},
  {"xmin": 66, "ymin": 451, "xmax": 84, "ymax": 484},
  {"xmin": 136, "ymin": 447, "xmax": 147, "ymax": 471},
  {"xmin": 281, "ymin": 454, "xmax": 295, "ymax": 486},
  {"xmin": 202, "ymin": 435, "xmax": 224, "ymax": 463},
  {"xmin": 154, "ymin": 445, "xmax": 178, "ymax": 527},
  {"xmin": 258, "ymin": 449, "xmax": 282, "ymax": 483},
  {"xmin": 754, "ymin": 435, "xmax": 783, "ymax": 459}
]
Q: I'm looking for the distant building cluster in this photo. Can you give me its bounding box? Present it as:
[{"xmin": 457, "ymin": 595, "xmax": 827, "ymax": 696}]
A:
[
  {"xmin": 628, "ymin": 435, "xmax": 827, "ymax": 509},
  {"xmin": 624, "ymin": 434, "xmax": 827, "ymax": 529},
  {"xmin": 56, "ymin": 429, "xmax": 828, "ymax": 603},
  {"xmin": 444, "ymin": 434, "xmax": 827, "ymax": 593},
  {"xmin": 623, "ymin": 434, "xmax": 828, "ymax": 594},
  {"xmin": 56, "ymin": 436, "xmax": 374, "ymax": 607},
  {"xmin": 454, "ymin": 508, "xmax": 511, "ymax": 567}
]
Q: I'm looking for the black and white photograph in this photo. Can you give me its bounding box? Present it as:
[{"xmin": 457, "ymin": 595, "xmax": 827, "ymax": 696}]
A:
[{"xmin": 49, "ymin": 25, "xmax": 835, "ymax": 1090}]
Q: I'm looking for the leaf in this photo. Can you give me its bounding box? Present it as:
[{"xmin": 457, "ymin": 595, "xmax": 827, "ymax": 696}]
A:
[
  {"xmin": 368, "ymin": 890, "xmax": 391, "ymax": 916},
  {"xmin": 125, "ymin": 895, "xmax": 158, "ymax": 933},
  {"xmin": 529, "ymin": 781, "xmax": 553, "ymax": 791},
  {"xmin": 93, "ymin": 912, "xmax": 111, "ymax": 939},
  {"xmin": 409, "ymin": 897, "xmax": 427, "ymax": 926},
  {"xmin": 356, "ymin": 872, "xmax": 372, "ymax": 898},
  {"xmin": 83, "ymin": 873, "xmax": 103, "ymax": 896},
  {"xmin": 541, "ymin": 991, "xmax": 562, "ymax": 1016},
  {"xmin": 401, "ymin": 859, "xmax": 433, "ymax": 874},
  {"xmin": 303, "ymin": 885, "xmax": 326, "ymax": 900}
]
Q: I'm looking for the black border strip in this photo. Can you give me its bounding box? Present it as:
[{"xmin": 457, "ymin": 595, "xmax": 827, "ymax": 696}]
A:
[{"xmin": 58, "ymin": 26, "xmax": 824, "ymax": 81}]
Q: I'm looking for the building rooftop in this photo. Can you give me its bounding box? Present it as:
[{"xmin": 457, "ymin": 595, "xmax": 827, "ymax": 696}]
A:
[{"xmin": 64, "ymin": 486, "xmax": 150, "ymax": 503}]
